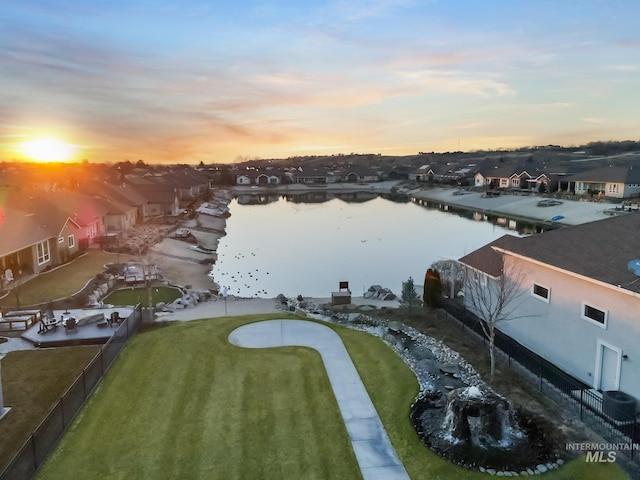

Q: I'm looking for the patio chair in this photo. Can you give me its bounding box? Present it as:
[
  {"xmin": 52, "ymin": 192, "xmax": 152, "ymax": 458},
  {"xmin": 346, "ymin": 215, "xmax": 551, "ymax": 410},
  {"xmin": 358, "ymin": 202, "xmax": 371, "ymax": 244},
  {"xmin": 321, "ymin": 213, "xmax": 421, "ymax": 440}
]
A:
[
  {"xmin": 109, "ymin": 311, "xmax": 121, "ymax": 326},
  {"xmin": 65, "ymin": 317, "xmax": 78, "ymax": 334}
]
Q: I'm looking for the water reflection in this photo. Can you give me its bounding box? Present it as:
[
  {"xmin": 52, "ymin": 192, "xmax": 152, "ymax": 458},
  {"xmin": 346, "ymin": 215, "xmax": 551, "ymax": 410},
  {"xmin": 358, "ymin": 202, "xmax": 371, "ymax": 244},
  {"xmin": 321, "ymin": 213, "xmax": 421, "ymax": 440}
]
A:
[
  {"xmin": 412, "ymin": 199, "xmax": 550, "ymax": 235},
  {"xmin": 213, "ymin": 195, "xmax": 541, "ymax": 298},
  {"xmin": 236, "ymin": 191, "xmax": 380, "ymax": 205}
]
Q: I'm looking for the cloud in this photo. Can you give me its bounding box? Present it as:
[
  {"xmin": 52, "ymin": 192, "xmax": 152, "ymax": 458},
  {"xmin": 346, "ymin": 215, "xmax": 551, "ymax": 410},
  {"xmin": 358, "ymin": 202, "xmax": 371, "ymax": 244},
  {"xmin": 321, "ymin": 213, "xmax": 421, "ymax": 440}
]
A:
[
  {"xmin": 582, "ymin": 117, "xmax": 605, "ymax": 124},
  {"xmin": 602, "ymin": 64, "xmax": 638, "ymax": 72},
  {"xmin": 395, "ymin": 69, "xmax": 515, "ymax": 98},
  {"xmin": 329, "ymin": 0, "xmax": 418, "ymax": 21}
]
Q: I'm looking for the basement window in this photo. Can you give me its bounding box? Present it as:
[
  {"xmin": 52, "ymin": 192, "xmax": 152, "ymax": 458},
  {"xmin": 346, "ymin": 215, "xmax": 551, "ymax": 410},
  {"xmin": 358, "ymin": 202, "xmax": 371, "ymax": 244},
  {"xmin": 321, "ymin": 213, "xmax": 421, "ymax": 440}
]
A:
[
  {"xmin": 582, "ymin": 303, "xmax": 607, "ymax": 328},
  {"xmin": 532, "ymin": 283, "xmax": 550, "ymax": 302}
]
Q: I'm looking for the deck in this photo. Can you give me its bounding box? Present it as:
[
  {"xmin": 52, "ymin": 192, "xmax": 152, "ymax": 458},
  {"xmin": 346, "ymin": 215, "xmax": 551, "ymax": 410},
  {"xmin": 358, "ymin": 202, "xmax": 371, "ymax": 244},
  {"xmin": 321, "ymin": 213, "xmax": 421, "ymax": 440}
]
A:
[{"xmin": 21, "ymin": 307, "xmax": 136, "ymax": 348}]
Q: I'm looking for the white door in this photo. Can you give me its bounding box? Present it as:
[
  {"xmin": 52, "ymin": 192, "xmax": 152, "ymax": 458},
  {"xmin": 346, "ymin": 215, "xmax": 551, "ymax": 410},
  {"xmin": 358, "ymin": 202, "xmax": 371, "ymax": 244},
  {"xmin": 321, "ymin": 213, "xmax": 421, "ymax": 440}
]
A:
[{"xmin": 596, "ymin": 341, "xmax": 621, "ymax": 391}]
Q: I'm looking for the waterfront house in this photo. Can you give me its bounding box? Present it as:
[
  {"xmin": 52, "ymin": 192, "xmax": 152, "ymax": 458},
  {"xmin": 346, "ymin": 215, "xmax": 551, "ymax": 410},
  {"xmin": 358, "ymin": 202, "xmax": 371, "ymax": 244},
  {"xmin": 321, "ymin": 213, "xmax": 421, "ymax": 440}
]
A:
[
  {"xmin": 287, "ymin": 167, "xmax": 335, "ymax": 185},
  {"xmin": 474, "ymin": 165, "xmax": 552, "ymax": 192},
  {"xmin": 570, "ymin": 165, "xmax": 640, "ymax": 199},
  {"xmin": 0, "ymin": 203, "xmax": 82, "ymax": 290},
  {"xmin": 337, "ymin": 166, "xmax": 380, "ymax": 183},
  {"xmin": 459, "ymin": 213, "xmax": 640, "ymax": 411},
  {"xmin": 81, "ymin": 181, "xmax": 144, "ymax": 229},
  {"xmin": 236, "ymin": 174, "xmax": 253, "ymax": 185}
]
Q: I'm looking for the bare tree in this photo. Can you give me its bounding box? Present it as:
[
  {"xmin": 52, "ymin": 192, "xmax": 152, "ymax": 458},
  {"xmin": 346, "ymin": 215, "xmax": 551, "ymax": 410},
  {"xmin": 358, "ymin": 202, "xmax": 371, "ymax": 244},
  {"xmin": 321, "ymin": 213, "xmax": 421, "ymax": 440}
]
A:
[
  {"xmin": 137, "ymin": 247, "xmax": 157, "ymax": 321},
  {"xmin": 430, "ymin": 259, "xmax": 464, "ymax": 299},
  {"xmin": 462, "ymin": 256, "xmax": 528, "ymax": 380}
]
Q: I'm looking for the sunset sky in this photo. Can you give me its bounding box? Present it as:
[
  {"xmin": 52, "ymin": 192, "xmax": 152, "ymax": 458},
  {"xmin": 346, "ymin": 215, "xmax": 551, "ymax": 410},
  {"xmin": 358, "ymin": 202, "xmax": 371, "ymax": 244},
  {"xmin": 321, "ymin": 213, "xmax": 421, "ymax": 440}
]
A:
[{"xmin": 1, "ymin": 1, "xmax": 639, "ymax": 164}]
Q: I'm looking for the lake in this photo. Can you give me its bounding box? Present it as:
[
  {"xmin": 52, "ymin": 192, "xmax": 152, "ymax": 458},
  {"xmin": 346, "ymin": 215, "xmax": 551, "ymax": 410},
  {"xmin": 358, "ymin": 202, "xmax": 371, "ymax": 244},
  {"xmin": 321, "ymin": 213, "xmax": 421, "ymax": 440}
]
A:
[{"xmin": 213, "ymin": 195, "xmax": 526, "ymax": 298}]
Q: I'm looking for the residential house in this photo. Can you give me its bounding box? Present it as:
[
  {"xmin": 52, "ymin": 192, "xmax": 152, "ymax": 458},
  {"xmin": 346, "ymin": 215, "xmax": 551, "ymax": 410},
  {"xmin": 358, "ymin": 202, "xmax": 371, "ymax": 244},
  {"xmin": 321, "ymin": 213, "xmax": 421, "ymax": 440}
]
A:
[
  {"xmin": 0, "ymin": 202, "xmax": 82, "ymax": 289},
  {"xmin": 138, "ymin": 189, "xmax": 180, "ymax": 217},
  {"xmin": 571, "ymin": 165, "xmax": 640, "ymax": 199},
  {"xmin": 166, "ymin": 168, "xmax": 209, "ymax": 200},
  {"xmin": 286, "ymin": 167, "xmax": 335, "ymax": 185},
  {"xmin": 474, "ymin": 165, "xmax": 552, "ymax": 192},
  {"xmin": 474, "ymin": 165, "xmax": 530, "ymax": 189},
  {"xmin": 236, "ymin": 173, "xmax": 253, "ymax": 185},
  {"xmin": 459, "ymin": 213, "xmax": 640, "ymax": 410},
  {"xmin": 30, "ymin": 191, "xmax": 111, "ymax": 247},
  {"xmin": 255, "ymin": 172, "xmax": 282, "ymax": 185},
  {"xmin": 81, "ymin": 182, "xmax": 143, "ymax": 230},
  {"xmin": 235, "ymin": 171, "xmax": 282, "ymax": 185},
  {"xmin": 337, "ymin": 166, "xmax": 379, "ymax": 183},
  {"xmin": 408, "ymin": 165, "xmax": 435, "ymax": 182}
]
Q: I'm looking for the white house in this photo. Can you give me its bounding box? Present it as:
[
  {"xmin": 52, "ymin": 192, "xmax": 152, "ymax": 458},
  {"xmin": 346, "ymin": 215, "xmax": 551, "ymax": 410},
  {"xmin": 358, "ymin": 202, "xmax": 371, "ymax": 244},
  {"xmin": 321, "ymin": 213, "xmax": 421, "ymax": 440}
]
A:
[
  {"xmin": 255, "ymin": 173, "xmax": 281, "ymax": 185},
  {"xmin": 459, "ymin": 213, "xmax": 640, "ymax": 415},
  {"xmin": 236, "ymin": 174, "xmax": 253, "ymax": 185}
]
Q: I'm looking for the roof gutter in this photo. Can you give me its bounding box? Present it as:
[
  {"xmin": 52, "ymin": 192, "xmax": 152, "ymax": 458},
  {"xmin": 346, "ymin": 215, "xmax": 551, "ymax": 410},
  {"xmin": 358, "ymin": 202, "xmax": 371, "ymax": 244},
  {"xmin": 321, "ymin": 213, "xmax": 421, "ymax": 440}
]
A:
[{"xmin": 492, "ymin": 246, "xmax": 640, "ymax": 300}]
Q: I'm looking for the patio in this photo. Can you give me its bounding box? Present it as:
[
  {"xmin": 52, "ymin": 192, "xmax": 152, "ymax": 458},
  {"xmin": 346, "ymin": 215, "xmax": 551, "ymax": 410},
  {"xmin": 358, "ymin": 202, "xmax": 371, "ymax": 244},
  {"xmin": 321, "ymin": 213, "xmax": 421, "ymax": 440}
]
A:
[{"xmin": 21, "ymin": 307, "xmax": 135, "ymax": 348}]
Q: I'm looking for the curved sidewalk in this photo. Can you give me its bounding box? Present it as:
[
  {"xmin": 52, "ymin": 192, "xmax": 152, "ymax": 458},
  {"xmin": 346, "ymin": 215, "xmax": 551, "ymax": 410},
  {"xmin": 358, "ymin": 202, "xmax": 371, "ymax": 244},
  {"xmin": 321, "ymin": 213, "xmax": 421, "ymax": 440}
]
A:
[{"xmin": 228, "ymin": 319, "xmax": 410, "ymax": 480}]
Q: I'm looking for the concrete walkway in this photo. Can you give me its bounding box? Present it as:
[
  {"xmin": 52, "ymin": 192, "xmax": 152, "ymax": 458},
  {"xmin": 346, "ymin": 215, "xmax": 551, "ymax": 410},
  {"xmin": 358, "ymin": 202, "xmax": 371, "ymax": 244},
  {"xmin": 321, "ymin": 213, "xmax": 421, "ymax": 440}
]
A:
[{"xmin": 228, "ymin": 319, "xmax": 410, "ymax": 480}]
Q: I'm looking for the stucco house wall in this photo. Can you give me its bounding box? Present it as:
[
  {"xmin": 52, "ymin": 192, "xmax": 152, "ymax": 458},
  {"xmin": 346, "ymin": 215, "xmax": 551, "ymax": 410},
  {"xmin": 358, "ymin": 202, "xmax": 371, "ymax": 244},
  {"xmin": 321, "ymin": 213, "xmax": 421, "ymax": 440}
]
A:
[{"xmin": 493, "ymin": 254, "xmax": 640, "ymax": 405}]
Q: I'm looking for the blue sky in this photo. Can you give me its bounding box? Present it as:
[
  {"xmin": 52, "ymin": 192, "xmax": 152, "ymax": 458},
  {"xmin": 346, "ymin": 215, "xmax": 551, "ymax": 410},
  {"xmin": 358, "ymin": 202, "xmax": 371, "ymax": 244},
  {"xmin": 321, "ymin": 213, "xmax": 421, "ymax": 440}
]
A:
[{"xmin": 1, "ymin": 0, "xmax": 639, "ymax": 163}]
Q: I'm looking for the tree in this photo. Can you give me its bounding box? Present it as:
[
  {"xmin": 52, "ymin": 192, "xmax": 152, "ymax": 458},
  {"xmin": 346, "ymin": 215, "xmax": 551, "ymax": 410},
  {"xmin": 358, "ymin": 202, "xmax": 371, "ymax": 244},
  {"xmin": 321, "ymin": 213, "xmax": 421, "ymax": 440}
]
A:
[
  {"xmin": 399, "ymin": 276, "xmax": 422, "ymax": 312},
  {"xmin": 423, "ymin": 268, "xmax": 442, "ymax": 308},
  {"xmin": 462, "ymin": 256, "xmax": 528, "ymax": 380},
  {"xmin": 137, "ymin": 247, "xmax": 157, "ymax": 321},
  {"xmin": 429, "ymin": 259, "xmax": 464, "ymax": 299}
]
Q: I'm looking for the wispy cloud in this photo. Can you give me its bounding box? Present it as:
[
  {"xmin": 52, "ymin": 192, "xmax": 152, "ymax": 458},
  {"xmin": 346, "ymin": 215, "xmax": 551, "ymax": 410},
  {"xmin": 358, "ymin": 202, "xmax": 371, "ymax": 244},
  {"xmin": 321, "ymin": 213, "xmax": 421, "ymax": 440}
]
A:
[{"xmin": 1, "ymin": 1, "xmax": 639, "ymax": 163}]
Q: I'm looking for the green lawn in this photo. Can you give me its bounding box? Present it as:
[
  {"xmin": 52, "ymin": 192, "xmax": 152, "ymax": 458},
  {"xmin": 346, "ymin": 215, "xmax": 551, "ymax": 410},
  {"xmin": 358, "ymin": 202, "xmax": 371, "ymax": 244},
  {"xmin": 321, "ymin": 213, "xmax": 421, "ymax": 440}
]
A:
[
  {"xmin": 102, "ymin": 286, "xmax": 183, "ymax": 307},
  {"xmin": 0, "ymin": 346, "xmax": 102, "ymax": 470},
  {"xmin": 35, "ymin": 315, "xmax": 630, "ymax": 480},
  {"xmin": 0, "ymin": 251, "xmax": 118, "ymax": 308}
]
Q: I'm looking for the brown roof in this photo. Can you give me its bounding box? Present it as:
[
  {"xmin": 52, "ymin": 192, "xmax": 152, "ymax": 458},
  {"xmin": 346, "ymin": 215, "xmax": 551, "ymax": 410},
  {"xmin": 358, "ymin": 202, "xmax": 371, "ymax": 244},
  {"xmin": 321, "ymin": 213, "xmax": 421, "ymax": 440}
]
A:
[
  {"xmin": 458, "ymin": 235, "xmax": 520, "ymax": 277},
  {"xmin": 463, "ymin": 213, "xmax": 640, "ymax": 293},
  {"xmin": 0, "ymin": 192, "xmax": 81, "ymax": 257}
]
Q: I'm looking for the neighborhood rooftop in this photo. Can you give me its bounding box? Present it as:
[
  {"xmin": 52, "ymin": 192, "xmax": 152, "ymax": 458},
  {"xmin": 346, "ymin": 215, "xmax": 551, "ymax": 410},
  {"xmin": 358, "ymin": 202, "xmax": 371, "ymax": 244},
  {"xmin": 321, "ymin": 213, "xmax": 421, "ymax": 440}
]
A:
[{"xmin": 461, "ymin": 212, "xmax": 640, "ymax": 294}]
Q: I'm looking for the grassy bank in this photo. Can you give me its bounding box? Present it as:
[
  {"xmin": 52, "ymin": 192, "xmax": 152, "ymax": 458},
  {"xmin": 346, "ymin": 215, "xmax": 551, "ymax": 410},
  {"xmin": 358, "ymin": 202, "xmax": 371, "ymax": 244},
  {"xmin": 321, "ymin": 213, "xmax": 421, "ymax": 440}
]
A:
[
  {"xmin": 0, "ymin": 251, "xmax": 118, "ymax": 309},
  {"xmin": 0, "ymin": 346, "xmax": 102, "ymax": 470},
  {"xmin": 102, "ymin": 286, "xmax": 182, "ymax": 307},
  {"xmin": 35, "ymin": 315, "xmax": 629, "ymax": 479}
]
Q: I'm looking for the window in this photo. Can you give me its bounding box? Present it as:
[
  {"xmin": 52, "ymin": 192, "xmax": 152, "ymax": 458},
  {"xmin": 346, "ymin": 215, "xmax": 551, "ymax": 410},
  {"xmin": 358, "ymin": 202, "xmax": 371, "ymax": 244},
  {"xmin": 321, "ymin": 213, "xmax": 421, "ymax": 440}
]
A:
[
  {"xmin": 68, "ymin": 235, "xmax": 75, "ymax": 248},
  {"xmin": 37, "ymin": 240, "xmax": 50, "ymax": 265},
  {"xmin": 58, "ymin": 237, "xmax": 64, "ymax": 243},
  {"xmin": 532, "ymin": 283, "xmax": 550, "ymax": 302},
  {"xmin": 582, "ymin": 303, "xmax": 607, "ymax": 328},
  {"xmin": 88, "ymin": 223, "xmax": 97, "ymax": 238}
]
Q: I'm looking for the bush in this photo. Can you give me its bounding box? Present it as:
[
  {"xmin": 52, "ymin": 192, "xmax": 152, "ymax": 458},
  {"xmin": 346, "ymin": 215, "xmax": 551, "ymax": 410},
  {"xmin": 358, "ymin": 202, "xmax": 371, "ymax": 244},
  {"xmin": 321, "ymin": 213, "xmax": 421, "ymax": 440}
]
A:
[{"xmin": 423, "ymin": 269, "xmax": 442, "ymax": 308}]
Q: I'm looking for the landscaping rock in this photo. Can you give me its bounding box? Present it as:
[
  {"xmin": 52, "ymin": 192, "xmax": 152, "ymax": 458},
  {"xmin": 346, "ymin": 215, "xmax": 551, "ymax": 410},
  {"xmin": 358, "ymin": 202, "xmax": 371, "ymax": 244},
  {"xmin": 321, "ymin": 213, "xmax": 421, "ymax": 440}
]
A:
[{"xmin": 440, "ymin": 363, "xmax": 460, "ymax": 375}]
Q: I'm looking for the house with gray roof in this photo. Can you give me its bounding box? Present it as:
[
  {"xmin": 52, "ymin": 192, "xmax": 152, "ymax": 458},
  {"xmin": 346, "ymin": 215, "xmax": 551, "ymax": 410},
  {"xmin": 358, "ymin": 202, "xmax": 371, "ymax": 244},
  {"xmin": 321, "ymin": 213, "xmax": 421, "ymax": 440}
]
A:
[
  {"xmin": 459, "ymin": 212, "xmax": 640, "ymax": 415},
  {"xmin": 571, "ymin": 165, "xmax": 640, "ymax": 198}
]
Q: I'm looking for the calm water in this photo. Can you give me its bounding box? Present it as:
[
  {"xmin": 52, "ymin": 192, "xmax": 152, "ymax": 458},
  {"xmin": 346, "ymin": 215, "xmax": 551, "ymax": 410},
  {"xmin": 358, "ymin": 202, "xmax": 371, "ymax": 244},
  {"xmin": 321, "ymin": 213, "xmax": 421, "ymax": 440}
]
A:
[{"xmin": 213, "ymin": 196, "xmax": 522, "ymax": 298}]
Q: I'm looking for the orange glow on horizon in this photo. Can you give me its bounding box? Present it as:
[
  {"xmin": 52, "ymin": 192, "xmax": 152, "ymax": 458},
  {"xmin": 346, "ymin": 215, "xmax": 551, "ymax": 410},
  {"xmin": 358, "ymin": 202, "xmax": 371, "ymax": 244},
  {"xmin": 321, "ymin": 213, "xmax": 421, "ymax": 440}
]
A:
[{"xmin": 18, "ymin": 137, "xmax": 79, "ymax": 163}]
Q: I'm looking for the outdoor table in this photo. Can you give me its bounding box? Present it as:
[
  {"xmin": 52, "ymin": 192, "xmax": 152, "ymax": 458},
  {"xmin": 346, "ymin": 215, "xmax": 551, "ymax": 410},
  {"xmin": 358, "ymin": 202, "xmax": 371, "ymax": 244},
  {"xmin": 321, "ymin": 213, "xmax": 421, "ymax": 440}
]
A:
[{"xmin": 0, "ymin": 315, "xmax": 36, "ymax": 331}]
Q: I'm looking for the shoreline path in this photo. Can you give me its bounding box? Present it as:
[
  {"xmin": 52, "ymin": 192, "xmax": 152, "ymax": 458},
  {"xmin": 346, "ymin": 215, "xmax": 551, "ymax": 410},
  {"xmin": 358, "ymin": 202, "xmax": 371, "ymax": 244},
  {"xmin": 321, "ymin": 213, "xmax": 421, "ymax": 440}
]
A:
[{"xmin": 228, "ymin": 319, "xmax": 410, "ymax": 480}]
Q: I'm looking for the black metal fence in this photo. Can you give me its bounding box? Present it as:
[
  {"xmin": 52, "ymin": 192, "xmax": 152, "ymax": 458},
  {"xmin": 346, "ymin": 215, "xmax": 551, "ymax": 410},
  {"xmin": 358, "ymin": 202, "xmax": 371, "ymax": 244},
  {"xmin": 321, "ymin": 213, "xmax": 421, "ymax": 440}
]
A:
[
  {"xmin": 0, "ymin": 305, "xmax": 143, "ymax": 480},
  {"xmin": 443, "ymin": 299, "xmax": 638, "ymax": 460}
]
